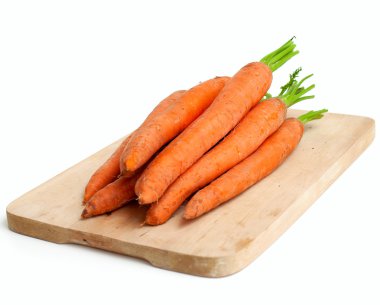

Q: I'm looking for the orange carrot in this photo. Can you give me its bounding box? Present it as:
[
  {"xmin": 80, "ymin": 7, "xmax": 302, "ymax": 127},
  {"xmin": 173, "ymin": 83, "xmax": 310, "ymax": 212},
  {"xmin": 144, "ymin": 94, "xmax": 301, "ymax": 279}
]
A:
[
  {"xmin": 183, "ymin": 110, "xmax": 328, "ymax": 220},
  {"xmin": 122, "ymin": 77, "xmax": 230, "ymax": 175},
  {"xmin": 144, "ymin": 100, "xmax": 285, "ymax": 224},
  {"xmin": 137, "ymin": 39, "xmax": 299, "ymax": 204},
  {"xmin": 119, "ymin": 90, "xmax": 186, "ymax": 175},
  {"xmin": 145, "ymin": 70, "xmax": 315, "ymax": 225},
  {"xmin": 83, "ymin": 90, "xmax": 183, "ymax": 203},
  {"xmin": 83, "ymin": 134, "xmax": 133, "ymax": 203},
  {"xmin": 81, "ymin": 174, "xmax": 140, "ymax": 218}
]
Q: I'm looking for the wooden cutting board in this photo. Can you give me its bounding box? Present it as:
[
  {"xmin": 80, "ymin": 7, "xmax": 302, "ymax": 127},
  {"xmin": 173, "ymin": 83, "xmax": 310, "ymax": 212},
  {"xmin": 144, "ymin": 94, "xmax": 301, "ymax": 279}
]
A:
[{"xmin": 6, "ymin": 110, "xmax": 375, "ymax": 277}]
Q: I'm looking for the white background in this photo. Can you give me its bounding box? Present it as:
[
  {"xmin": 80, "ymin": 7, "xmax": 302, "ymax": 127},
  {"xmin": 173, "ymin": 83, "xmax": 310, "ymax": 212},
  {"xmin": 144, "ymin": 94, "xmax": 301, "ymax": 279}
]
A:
[{"xmin": 1, "ymin": 1, "xmax": 379, "ymax": 304}]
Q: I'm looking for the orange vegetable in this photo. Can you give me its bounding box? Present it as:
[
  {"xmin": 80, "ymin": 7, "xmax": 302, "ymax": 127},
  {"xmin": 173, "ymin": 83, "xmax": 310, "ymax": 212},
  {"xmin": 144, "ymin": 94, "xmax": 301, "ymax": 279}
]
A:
[
  {"xmin": 137, "ymin": 39, "xmax": 299, "ymax": 204},
  {"xmin": 144, "ymin": 69, "xmax": 316, "ymax": 224},
  {"xmin": 122, "ymin": 77, "xmax": 230, "ymax": 175},
  {"xmin": 83, "ymin": 90, "xmax": 183, "ymax": 203},
  {"xmin": 82, "ymin": 174, "xmax": 140, "ymax": 218},
  {"xmin": 183, "ymin": 110, "xmax": 328, "ymax": 220},
  {"xmin": 119, "ymin": 90, "xmax": 186, "ymax": 175},
  {"xmin": 83, "ymin": 134, "xmax": 133, "ymax": 203},
  {"xmin": 144, "ymin": 99, "xmax": 285, "ymax": 224}
]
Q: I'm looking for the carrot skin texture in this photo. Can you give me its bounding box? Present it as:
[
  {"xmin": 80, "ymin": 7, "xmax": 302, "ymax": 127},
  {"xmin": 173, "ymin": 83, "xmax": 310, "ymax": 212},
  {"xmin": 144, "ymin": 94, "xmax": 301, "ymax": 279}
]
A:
[
  {"xmin": 119, "ymin": 90, "xmax": 186, "ymax": 175},
  {"xmin": 183, "ymin": 118, "xmax": 304, "ymax": 220},
  {"xmin": 83, "ymin": 134, "xmax": 133, "ymax": 203},
  {"xmin": 82, "ymin": 174, "xmax": 139, "ymax": 218},
  {"xmin": 123, "ymin": 77, "xmax": 229, "ymax": 174},
  {"xmin": 137, "ymin": 62, "xmax": 272, "ymax": 204},
  {"xmin": 145, "ymin": 98, "xmax": 286, "ymax": 225}
]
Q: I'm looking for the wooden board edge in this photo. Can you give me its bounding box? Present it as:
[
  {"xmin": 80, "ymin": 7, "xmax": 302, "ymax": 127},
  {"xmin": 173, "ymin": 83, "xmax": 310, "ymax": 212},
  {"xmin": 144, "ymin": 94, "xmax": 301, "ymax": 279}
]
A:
[
  {"xmin": 6, "ymin": 209, "xmax": 240, "ymax": 277},
  {"xmin": 7, "ymin": 211, "xmax": 71, "ymax": 244},
  {"xmin": 69, "ymin": 231, "xmax": 239, "ymax": 278}
]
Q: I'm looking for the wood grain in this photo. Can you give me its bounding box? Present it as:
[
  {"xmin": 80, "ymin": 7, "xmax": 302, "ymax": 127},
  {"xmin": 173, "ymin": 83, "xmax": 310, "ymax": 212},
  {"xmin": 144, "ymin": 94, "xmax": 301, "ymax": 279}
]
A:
[{"xmin": 6, "ymin": 110, "xmax": 375, "ymax": 277}]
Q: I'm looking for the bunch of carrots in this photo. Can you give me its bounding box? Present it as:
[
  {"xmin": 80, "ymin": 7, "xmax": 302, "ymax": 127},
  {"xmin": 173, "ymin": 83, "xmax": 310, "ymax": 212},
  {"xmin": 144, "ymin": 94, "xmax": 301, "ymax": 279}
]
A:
[{"xmin": 81, "ymin": 38, "xmax": 327, "ymax": 225}]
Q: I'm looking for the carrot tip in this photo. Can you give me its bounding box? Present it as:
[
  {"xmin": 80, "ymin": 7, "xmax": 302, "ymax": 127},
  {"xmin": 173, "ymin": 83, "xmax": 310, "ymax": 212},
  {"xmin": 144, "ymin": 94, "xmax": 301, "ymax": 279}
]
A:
[
  {"xmin": 183, "ymin": 208, "xmax": 197, "ymax": 220},
  {"xmin": 137, "ymin": 192, "xmax": 156, "ymax": 205},
  {"xmin": 81, "ymin": 208, "xmax": 90, "ymax": 219},
  {"xmin": 144, "ymin": 212, "xmax": 164, "ymax": 226},
  {"xmin": 182, "ymin": 213, "xmax": 192, "ymax": 220}
]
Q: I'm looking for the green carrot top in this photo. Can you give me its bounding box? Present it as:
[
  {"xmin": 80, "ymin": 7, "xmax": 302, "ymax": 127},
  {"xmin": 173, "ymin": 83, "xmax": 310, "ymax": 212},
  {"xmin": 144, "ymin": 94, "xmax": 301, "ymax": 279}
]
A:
[
  {"xmin": 277, "ymin": 67, "xmax": 316, "ymax": 107},
  {"xmin": 260, "ymin": 37, "xmax": 299, "ymax": 72},
  {"xmin": 298, "ymin": 109, "xmax": 328, "ymax": 124}
]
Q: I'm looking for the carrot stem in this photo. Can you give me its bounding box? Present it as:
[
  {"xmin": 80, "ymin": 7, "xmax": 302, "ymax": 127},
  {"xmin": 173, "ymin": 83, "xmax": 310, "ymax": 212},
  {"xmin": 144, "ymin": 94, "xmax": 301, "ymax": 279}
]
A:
[
  {"xmin": 298, "ymin": 109, "xmax": 328, "ymax": 124},
  {"xmin": 278, "ymin": 68, "xmax": 302, "ymax": 96},
  {"xmin": 277, "ymin": 68, "xmax": 316, "ymax": 107},
  {"xmin": 260, "ymin": 37, "xmax": 299, "ymax": 72},
  {"xmin": 260, "ymin": 37, "xmax": 294, "ymax": 62},
  {"xmin": 265, "ymin": 93, "xmax": 272, "ymax": 99}
]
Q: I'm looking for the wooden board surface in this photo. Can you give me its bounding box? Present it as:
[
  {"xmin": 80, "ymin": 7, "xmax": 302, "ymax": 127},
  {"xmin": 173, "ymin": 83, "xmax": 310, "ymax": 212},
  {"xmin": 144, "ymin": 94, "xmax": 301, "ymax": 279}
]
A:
[{"xmin": 6, "ymin": 110, "xmax": 375, "ymax": 277}]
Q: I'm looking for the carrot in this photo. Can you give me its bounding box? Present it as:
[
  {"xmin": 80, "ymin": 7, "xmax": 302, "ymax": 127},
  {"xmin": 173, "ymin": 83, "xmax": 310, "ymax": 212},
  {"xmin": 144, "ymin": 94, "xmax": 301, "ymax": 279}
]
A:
[
  {"xmin": 136, "ymin": 38, "xmax": 299, "ymax": 204},
  {"xmin": 83, "ymin": 134, "xmax": 133, "ymax": 203},
  {"xmin": 83, "ymin": 90, "xmax": 183, "ymax": 203},
  {"xmin": 145, "ymin": 70, "xmax": 316, "ymax": 225},
  {"xmin": 121, "ymin": 77, "xmax": 230, "ymax": 175},
  {"xmin": 119, "ymin": 90, "xmax": 186, "ymax": 175},
  {"xmin": 81, "ymin": 174, "xmax": 140, "ymax": 218},
  {"xmin": 183, "ymin": 110, "xmax": 328, "ymax": 220},
  {"xmin": 82, "ymin": 145, "xmax": 167, "ymax": 218}
]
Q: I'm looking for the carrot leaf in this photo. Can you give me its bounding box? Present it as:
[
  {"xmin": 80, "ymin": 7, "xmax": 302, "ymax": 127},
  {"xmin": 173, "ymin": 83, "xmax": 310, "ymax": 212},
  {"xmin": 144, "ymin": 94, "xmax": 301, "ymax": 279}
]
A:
[
  {"xmin": 260, "ymin": 37, "xmax": 299, "ymax": 72},
  {"xmin": 279, "ymin": 67, "xmax": 302, "ymax": 96},
  {"xmin": 298, "ymin": 109, "xmax": 328, "ymax": 124},
  {"xmin": 278, "ymin": 70, "xmax": 316, "ymax": 107}
]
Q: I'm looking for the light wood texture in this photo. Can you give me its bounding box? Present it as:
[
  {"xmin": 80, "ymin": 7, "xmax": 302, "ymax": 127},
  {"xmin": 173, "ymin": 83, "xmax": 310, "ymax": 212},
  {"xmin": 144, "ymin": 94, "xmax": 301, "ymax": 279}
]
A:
[{"xmin": 6, "ymin": 110, "xmax": 375, "ymax": 277}]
